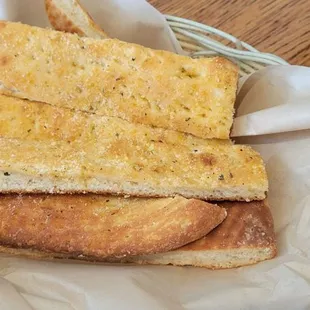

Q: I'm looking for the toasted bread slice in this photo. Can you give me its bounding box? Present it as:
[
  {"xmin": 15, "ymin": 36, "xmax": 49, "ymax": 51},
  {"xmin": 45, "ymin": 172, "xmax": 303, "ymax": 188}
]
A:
[
  {"xmin": 45, "ymin": 0, "xmax": 108, "ymax": 38},
  {"xmin": 0, "ymin": 199, "xmax": 276, "ymax": 269},
  {"xmin": 121, "ymin": 200, "xmax": 277, "ymax": 268},
  {"xmin": 0, "ymin": 96, "xmax": 267, "ymax": 201},
  {"xmin": 0, "ymin": 95, "xmax": 230, "ymax": 149},
  {"xmin": 0, "ymin": 194, "xmax": 226, "ymax": 258},
  {"xmin": 0, "ymin": 21, "xmax": 238, "ymax": 139},
  {"xmin": 0, "ymin": 133, "xmax": 267, "ymax": 200}
]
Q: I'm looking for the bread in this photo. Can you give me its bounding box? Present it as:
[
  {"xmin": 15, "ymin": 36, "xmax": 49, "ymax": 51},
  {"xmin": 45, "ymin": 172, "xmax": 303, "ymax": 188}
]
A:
[
  {"xmin": 0, "ymin": 94, "xmax": 267, "ymax": 201},
  {"xmin": 0, "ymin": 199, "xmax": 276, "ymax": 269},
  {"xmin": 0, "ymin": 21, "xmax": 238, "ymax": 139},
  {"xmin": 0, "ymin": 128, "xmax": 267, "ymax": 200},
  {"xmin": 45, "ymin": 0, "xmax": 108, "ymax": 39},
  {"xmin": 0, "ymin": 194, "xmax": 226, "ymax": 258},
  {"xmin": 0, "ymin": 95, "xmax": 230, "ymax": 149},
  {"xmin": 120, "ymin": 200, "xmax": 277, "ymax": 268}
]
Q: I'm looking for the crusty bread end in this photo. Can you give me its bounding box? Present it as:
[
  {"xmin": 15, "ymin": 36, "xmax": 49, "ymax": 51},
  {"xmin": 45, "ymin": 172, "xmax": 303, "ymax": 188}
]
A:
[
  {"xmin": 45, "ymin": 0, "xmax": 108, "ymax": 38},
  {"xmin": 116, "ymin": 200, "xmax": 277, "ymax": 268}
]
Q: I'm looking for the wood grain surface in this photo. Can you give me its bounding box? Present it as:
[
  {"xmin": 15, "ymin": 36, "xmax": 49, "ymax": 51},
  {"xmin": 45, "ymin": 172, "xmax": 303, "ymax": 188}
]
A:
[{"xmin": 149, "ymin": 0, "xmax": 310, "ymax": 66}]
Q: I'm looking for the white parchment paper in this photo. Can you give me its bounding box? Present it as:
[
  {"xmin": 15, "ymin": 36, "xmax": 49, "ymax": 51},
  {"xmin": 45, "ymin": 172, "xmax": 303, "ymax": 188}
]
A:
[{"xmin": 0, "ymin": 1, "xmax": 310, "ymax": 309}]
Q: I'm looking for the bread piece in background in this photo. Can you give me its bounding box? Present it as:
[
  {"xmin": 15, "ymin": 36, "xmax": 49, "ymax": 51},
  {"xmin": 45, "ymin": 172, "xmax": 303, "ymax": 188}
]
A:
[
  {"xmin": 45, "ymin": 0, "xmax": 108, "ymax": 38},
  {"xmin": 0, "ymin": 21, "xmax": 238, "ymax": 140},
  {"xmin": 0, "ymin": 194, "xmax": 226, "ymax": 258},
  {"xmin": 0, "ymin": 200, "xmax": 276, "ymax": 269},
  {"xmin": 120, "ymin": 200, "xmax": 277, "ymax": 268}
]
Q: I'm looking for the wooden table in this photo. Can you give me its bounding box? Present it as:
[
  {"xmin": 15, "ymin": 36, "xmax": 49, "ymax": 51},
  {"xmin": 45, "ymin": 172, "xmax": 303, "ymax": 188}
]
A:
[{"xmin": 149, "ymin": 0, "xmax": 310, "ymax": 66}]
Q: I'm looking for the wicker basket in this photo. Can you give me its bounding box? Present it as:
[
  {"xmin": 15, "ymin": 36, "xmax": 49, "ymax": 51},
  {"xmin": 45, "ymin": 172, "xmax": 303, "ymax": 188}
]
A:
[{"xmin": 166, "ymin": 15, "xmax": 289, "ymax": 77}]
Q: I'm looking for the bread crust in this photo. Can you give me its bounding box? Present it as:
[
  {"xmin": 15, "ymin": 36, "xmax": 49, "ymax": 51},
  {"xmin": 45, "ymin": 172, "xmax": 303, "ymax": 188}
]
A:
[
  {"xmin": 45, "ymin": 0, "xmax": 108, "ymax": 38},
  {"xmin": 121, "ymin": 200, "xmax": 277, "ymax": 268},
  {"xmin": 0, "ymin": 199, "xmax": 276, "ymax": 269},
  {"xmin": 0, "ymin": 194, "xmax": 226, "ymax": 258}
]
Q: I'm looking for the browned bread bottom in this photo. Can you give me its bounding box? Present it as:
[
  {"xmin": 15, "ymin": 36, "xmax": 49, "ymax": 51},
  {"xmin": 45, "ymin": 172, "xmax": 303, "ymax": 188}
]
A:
[
  {"xmin": 0, "ymin": 194, "xmax": 226, "ymax": 258},
  {"xmin": 119, "ymin": 200, "xmax": 277, "ymax": 268},
  {"xmin": 0, "ymin": 198, "xmax": 276, "ymax": 269}
]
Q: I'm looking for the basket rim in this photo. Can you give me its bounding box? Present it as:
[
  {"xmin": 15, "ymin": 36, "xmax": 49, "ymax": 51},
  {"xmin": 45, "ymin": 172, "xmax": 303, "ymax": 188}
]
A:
[{"xmin": 165, "ymin": 15, "xmax": 289, "ymax": 76}]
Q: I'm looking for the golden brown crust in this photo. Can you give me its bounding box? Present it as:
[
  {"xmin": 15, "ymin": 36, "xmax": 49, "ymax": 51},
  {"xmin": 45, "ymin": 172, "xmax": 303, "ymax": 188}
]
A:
[
  {"xmin": 0, "ymin": 194, "xmax": 226, "ymax": 258},
  {"xmin": 0, "ymin": 199, "xmax": 276, "ymax": 269},
  {"xmin": 45, "ymin": 0, "xmax": 107, "ymax": 38},
  {"xmin": 111, "ymin": 199, "xmax": 277, "ymax": 268},
  {"xmin": 0, "ymin": 21, "xmax": 238, "ymax": 139},
  {"xmin": 181, "ymin": 200, "xmax": 276, "ymax": 251},
  {"xmin": 45, "ymin": 0, "xmax": 83, "ymax": 36}
]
